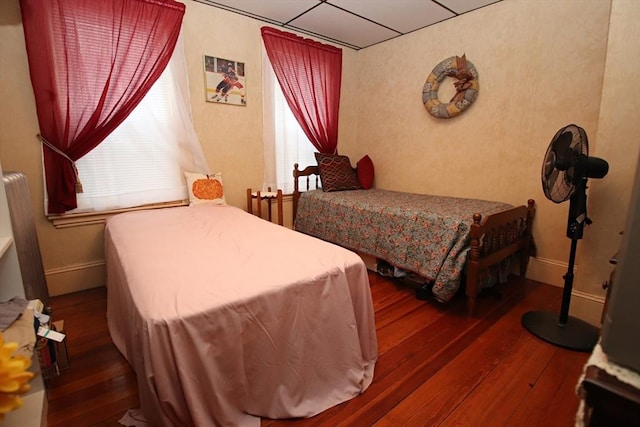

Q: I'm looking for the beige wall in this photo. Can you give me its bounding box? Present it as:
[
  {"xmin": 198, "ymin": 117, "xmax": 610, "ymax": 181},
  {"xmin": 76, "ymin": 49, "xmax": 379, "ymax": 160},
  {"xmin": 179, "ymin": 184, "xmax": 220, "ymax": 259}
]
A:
[
  {"xmin": 573, "ymin": 0, "xmax": 640, "ymax": 321},
  {"xmin": 345, "ymin": 0, "xmax": 612, "ymax": 264},
  {"xmin": 0, "ymin": 0, "xmax": 638, "ymax": 324}
]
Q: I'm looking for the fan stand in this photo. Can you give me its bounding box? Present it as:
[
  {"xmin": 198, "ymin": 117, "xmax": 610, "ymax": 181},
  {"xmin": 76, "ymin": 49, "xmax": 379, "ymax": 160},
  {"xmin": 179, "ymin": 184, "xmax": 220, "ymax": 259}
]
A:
[{"xmin": 521, "ymin": 185, "xmax": 599, "ymax": 352}]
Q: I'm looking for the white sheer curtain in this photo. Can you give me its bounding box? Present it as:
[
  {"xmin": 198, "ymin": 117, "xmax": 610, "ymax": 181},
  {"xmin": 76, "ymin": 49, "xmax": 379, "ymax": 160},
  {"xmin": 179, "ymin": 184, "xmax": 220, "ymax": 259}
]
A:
[
  {"xmin": 262, "ymin": 47, "xmax": 316, "ymax": 194},
  {"xmin": 65, "ymin": 32, "xmax": 209, "ymax": 213}
]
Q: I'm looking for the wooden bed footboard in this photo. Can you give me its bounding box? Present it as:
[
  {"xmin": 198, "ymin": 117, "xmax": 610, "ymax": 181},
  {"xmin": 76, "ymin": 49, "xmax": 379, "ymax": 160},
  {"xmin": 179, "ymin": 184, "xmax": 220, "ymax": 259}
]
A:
[
  {"xmin": 292, "ymin": 163, "xmax": 536, "ymax": 316},
  {"xmin": 466, "ymin": 199, "xmax": 535, "ymax": 316}
]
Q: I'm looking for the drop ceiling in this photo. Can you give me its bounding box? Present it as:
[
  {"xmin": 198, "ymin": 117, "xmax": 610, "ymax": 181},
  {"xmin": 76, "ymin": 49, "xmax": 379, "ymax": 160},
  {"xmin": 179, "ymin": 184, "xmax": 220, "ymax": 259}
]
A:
[{"xmin": 193, "ymin": 0, "xmax": 503, "ymax": 50}]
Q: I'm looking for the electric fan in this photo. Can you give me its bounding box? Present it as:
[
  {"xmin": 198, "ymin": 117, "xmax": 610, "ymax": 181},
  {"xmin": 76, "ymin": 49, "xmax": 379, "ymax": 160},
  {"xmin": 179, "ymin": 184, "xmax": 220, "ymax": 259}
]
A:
[{"xmin": 521, "ymin": 124, "xmax": 609, "ymax": 352}]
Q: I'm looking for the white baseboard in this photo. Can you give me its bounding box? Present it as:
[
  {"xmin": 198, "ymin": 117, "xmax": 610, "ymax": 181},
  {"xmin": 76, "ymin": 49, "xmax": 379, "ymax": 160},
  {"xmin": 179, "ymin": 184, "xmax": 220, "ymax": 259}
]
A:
[
  {"xmin": 45, "ymin": 261, "xmax": 105, "ymax": 296},
  {"xmin": 569, "ymin": 290, "xmax": 605, "ymax": 328},
  {"xmin": 525, "ymin": 256, "xmax": 569, "ymax": 287},
  {"xmin": 526, "ymin": 257, "xmax": 604, "ymax": 327}
]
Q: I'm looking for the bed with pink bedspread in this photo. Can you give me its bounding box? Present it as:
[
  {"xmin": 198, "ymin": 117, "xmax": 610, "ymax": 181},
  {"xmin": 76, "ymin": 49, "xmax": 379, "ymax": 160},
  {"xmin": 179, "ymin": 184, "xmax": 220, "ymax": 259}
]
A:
[{"xmin": 105, "ymin": 205, "xmax": 377, "ymax": 427}]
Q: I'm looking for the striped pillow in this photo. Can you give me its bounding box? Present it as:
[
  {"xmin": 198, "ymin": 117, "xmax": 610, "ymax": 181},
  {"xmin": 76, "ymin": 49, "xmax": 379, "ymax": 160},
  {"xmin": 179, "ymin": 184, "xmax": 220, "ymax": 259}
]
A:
[{"xmin": 315, "ymin": 153, "xmax": 362, "ymax": 192}]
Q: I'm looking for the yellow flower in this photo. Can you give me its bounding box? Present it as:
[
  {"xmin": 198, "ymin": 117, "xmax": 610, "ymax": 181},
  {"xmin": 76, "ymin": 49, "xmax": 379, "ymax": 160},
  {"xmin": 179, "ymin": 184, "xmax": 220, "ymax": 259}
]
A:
[{"xmin": 0, "ymin": 332, "xmax": 34, "ymax": 421}]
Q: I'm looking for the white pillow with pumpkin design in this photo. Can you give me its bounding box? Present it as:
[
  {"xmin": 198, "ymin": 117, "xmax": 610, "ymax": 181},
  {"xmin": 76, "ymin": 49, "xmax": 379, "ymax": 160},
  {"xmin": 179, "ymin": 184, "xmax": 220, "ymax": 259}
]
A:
[{"xmin": 184, "ymin": 172, "xmax": 226, "ymax": 206}]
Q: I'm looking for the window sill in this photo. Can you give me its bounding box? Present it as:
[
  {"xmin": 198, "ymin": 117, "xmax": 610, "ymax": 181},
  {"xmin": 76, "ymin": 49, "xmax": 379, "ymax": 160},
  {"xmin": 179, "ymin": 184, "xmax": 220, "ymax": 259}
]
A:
[{"xmin": 47, "ymin": 200, "xmax": 189, "ymax": 229}]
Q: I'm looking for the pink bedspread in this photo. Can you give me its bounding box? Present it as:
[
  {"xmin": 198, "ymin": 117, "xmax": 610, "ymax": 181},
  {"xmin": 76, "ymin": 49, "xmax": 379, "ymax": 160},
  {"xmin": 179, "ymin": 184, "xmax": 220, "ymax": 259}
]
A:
[{"xmin": 105, "ymin": 205, "xmax": 377, "ymax": 427}]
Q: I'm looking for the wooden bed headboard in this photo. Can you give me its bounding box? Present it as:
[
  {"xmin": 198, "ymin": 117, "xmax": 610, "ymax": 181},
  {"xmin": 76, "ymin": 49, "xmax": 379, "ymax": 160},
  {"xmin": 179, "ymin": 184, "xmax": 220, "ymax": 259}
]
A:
[{"xmin": 293, "ymin": 163, "xmax": 320, "ymax": 222}]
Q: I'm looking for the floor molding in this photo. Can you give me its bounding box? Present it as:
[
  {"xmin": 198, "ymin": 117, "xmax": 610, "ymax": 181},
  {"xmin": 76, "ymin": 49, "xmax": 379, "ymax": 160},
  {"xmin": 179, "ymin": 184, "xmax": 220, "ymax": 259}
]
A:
[
  {"xmin": 526, "ymin": 256, "xmax": 571, "ymax": 287},
  {"xmin": 526, "ymin": 257, "xmax": 604, "ymax": 327},
  {"xmin": 45, "ymin": 261, "xmax": 105, "ymax": 296},
  {"xmin": 569, "ymin": 289, "xmax": 605, "ymax": 327}
]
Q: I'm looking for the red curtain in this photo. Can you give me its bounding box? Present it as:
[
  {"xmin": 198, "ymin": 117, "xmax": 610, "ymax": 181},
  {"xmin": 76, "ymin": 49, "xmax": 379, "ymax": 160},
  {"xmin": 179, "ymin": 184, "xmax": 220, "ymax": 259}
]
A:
[
  {"xmin": 261, "ymin": 27, "xmax": 342, "ymax": 155},
  {"xmin": 20, "ymin": 0, "xmax": 185, "ymax": 213}
]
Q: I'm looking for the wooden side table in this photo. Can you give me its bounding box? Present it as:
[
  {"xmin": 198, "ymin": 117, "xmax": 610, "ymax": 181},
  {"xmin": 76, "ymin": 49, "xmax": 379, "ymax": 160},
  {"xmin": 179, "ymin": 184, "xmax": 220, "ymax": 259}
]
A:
[
  {"xmin": 579, "ymin": 365, "xmax": 640, "ymax": 426},
  {"xmin": 577, "ymin": 343, "xmax": 640, "ymax": 427},
  {"xmin": 246, "ymin": 188, "xmax": 283, "ymax": 226}
]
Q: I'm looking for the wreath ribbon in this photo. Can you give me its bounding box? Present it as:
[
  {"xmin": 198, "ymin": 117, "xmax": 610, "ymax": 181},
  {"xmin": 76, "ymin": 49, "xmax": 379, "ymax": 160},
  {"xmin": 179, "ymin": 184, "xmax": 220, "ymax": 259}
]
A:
[{"xmin": 450, "ymin": 55, "xmax": 473, "ymax": 103}]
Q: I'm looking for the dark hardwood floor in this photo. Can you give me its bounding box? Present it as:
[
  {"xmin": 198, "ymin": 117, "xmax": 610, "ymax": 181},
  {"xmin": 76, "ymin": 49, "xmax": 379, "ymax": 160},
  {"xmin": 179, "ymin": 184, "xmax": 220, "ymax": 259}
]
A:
[{"xmin": 45, "ymin": 273, "xmax": 590, "ymax": 426}]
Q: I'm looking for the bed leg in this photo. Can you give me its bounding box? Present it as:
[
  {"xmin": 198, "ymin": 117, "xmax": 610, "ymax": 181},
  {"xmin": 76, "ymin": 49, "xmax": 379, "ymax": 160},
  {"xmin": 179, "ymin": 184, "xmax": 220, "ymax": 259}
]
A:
[
  {"xmin": 466, "ymin": 257, "xmax": 480, "ymax": 317},
  {"xmin": 465, "ymin": 271, "xmax": 479, "ymax": 317},
  {"xmin": 519, "ymin": 245, "xmax": 531, "ymax": 276}
]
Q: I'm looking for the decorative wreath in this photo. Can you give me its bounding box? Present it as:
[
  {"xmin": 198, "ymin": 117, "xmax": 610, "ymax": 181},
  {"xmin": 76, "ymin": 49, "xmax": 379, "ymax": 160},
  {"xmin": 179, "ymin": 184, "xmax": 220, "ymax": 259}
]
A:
[{"xmin": 422, "ymin": 54, "xmax": 479, "ymax": 119}]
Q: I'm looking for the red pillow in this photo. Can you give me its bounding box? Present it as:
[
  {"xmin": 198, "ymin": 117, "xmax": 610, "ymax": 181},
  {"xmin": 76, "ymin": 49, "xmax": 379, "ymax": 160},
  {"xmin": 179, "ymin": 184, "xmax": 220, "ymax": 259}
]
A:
[{"xmin": 356, "ymin": 155, "xmax": 374, "ymax": 190}]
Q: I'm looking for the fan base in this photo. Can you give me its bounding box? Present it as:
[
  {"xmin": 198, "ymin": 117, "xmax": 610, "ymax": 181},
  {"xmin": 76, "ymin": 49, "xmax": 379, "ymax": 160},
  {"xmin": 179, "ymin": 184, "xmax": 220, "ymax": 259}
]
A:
[{"xmin": 521, "ymin": 310, "xmax": 599, "ymax": 353}]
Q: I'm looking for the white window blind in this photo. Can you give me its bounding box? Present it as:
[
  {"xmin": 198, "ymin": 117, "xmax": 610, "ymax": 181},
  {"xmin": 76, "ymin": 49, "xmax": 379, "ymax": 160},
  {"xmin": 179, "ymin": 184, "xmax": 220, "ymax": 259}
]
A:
[
  {"xmin": 58, "ymin": 33, "xmax": 208, "ymax": 214},
  {"xmin": 262, "ymin": 48, "xmax": 317, "ymax": 194}
]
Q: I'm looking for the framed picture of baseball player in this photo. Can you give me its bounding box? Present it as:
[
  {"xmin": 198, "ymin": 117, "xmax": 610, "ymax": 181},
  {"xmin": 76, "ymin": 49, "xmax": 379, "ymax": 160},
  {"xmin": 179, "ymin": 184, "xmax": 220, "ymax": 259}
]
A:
[{"xmin": 204, "ymin": 55, "xmax": 246, "ymax": 106}]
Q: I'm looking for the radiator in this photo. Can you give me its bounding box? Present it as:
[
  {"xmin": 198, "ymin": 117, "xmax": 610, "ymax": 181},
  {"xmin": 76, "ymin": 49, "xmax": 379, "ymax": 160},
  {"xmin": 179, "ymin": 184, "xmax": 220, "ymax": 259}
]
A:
[{"xmin": 2, "ymin": 171, "xmax": 49, "ymax": 304}]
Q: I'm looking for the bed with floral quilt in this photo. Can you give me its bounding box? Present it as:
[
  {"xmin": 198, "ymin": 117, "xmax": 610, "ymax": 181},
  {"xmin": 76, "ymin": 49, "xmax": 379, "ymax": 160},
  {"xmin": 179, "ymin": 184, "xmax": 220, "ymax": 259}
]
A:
[{"xmin": 292, "ymin": 155, "xmax": 535, "ymax": 315}]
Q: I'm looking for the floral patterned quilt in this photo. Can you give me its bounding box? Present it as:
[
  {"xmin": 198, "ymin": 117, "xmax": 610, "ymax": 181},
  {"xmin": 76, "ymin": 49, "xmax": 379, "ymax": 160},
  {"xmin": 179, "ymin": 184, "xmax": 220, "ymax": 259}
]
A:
[{"xmin": 294, "ymin": 189, "xmax": 513, "ymax": 302}]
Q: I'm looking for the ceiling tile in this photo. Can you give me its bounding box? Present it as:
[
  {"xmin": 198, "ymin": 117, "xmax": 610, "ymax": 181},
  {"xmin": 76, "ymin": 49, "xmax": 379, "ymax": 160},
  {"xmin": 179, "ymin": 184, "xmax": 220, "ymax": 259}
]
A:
[
  {"xmin": 329, "ymin": 0, "xmax": 455, "ymax": 34},
  {"xmin": 437, "ymin": 0, "xmax": 502, "ymax": 14},
  {"xmin": 289, "ymin": 2, "xmax": 400, "ymax": 49},
  {"xmin": 201, "ymin": 0, "xmax": 321, "ymax": 23}
]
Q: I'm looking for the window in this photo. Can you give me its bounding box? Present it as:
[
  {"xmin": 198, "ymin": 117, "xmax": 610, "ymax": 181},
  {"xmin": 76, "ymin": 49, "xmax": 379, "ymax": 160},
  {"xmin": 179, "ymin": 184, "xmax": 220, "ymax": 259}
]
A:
[
  {"xmin": 262, "ymin": 48, "xmax": 317, "ymax": 194},
  {"xmin": 56, "ymin": 33, "xmax": 208, "ymax": 215}
]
